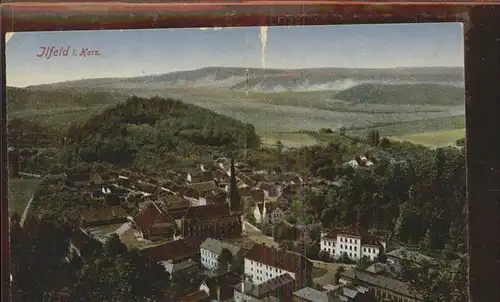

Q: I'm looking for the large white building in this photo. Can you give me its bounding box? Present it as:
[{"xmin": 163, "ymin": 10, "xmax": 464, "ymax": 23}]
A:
[
  {"xmin": 320, "ymin": 225, "xmax": 386, "ymax": 261},
  {"xmin": 200, "ymin": 238, "xmax": 241, "ymax": 271},
  {"xmin": 243, "ymin": 243, "xmax": 312, "ymax": 289}
]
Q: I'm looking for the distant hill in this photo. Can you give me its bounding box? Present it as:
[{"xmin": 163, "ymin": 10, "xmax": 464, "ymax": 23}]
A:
[
  {"xmin": 6, "ymin": 86, "xmax": 124, "ymax": 112},
  {"xmin": 63, "ymin": 96, "xmax": 260, "ymax": 164},
  {"xmin": 333, "ymin": 83, "xmax": 465, "ymax": 106},
  {"xmin": 25, "ymin": 66, "xmax": 464, "ymax": 94}
]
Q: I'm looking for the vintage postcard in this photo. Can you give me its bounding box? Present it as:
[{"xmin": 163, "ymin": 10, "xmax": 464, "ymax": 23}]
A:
[{"xmin": 6, "ymin": 23, "xmax": 466, "ymax": 302}]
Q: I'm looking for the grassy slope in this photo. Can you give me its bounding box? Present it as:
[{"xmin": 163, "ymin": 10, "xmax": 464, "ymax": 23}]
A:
[
  {"xmin": 334, "ymin": 83, "xmax": 465, "ymax": 106},
  {"xmin": 261, "ymin": 115, "xmax": 465, "ymax": 148},
  {"xmin": 9, "ymin": 86, "xmax": 464, "ymax": 148},
  {"xmin": 8, "ymin": 178, "xmax": 41, "ymax": 215},
  {"xmin": 393, "ymin": 128, "xmax": 465, "ymax": 147}
]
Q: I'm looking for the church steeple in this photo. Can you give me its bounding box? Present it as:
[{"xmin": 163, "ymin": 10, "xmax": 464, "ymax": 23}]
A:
[{"xmin": 228, "ymin": 157, "xmax": 242, "ymax": 214}]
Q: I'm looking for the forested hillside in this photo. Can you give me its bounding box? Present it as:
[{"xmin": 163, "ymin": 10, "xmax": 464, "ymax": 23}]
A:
[
  {"xmin": 334, "ymin": 83, "xmax": 465, "ymax": 105},
  {"xmin": 7, "ymin": 86, "xmax": 124, "ymax": 112},
  {"xmin": 62, "ymin": 96, "xmax": 260, "ymax": 166}
]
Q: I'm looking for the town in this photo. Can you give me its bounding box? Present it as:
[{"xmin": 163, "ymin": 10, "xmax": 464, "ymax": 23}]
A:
[
  {"xmin": 8, "ymin": 143, "xmax": 465, "ymax": 302},
  {"xmin": 7, "ymin": 24, "xmax": 467, "ymax": 302}
]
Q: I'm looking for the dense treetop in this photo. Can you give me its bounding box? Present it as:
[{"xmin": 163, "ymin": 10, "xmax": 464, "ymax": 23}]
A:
[{"xmin": 62, "ymin": 96, "xmax": 260, "ymax": 165}]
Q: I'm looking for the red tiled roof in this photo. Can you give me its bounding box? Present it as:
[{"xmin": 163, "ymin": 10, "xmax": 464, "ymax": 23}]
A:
[
  {"xmin": 133, "ymin": 202, "xmax": 173, "ymax": 233},
  {"xmin": 183, "ymin": 204, "xmax": 231, "ymax": 220},
  {"xmin": 245, "ymin": 243, "xmax": 312, "ymax": 274},
  {"xmin": 141, "ymin": 237, "xmax": 202, "ymax": 263}
]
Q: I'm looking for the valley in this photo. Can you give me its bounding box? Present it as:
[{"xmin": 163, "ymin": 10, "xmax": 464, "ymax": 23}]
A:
[{"xmin": 7, "ymin": 66, "xmax": 466, "ymax": 148}]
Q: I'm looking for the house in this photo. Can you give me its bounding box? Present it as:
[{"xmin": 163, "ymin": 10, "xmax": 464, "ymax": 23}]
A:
[
  {"xmin": 293, "ymin": 284, "xmax": 375, "ymax": 302},
  {"xmin": 188, "ymin": 181, "xmax": 218, "ymax": 193},
  {"xmin": 131, "ymin": 201, "xmax": 179, "ymax": 240},
  {"xmin": 244, "ymin": 243, "xmax": 312, "ymax": 289},
  {"xmin": 140, "ymin": 237, "xmax": 202, "ymax": 264},
  {"xmin": 200, "ymin": 238, "xmax": 242, "ymax": 271},
  {"xmin": 163, "ymin": 259, "xmax": 199, "ymax": 280},
  {"xmin": 253, "ymin": 201, "xmax": 288, "ymax": 224},
  {"xmin": 293, "ymin": 287, "xmax": 333, "ymax": 302},
  {"xmin": 238, "ymin": 173, "xmax": 257, "ymax": 187},
  {"xmin": 386, "ymin": 248, "xmax": 438, "ymax": 267},
  {"xmin": 257, "ymin": 182, "xmax": 283, "ymax": 198},
  {"xmin": 345, "ymin": 160, "xmax": 359, "ymax": 169},
  {"xmin": 320, "ymin": 225, "xmax": 386, "ymax": 261},
  {"xmin": 339, "ymin": 267, "xmax": 422, "ymax": 302},
  {"xmin": 181, "ymin": 204, "xmax": 242, "ymax": 240},
  {"xmin": 135, "ymin": 180, "xmax": 158, "ymax": 194},
  {"xmin": 234, "ymin": 273, "xmax": 294, "ymax": 302},
  {"xmin": 199, "ymin": 270, "xmax": 242, "ymax": 302},
  {"xmin": 80, "ymin": 205, "xmax": 128, "ymax": 227}
]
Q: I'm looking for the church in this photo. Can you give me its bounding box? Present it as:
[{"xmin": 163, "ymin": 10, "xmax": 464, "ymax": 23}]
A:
[{"xmin": 180, "ymin": 157, "xmax": 244, "ymax": 240}]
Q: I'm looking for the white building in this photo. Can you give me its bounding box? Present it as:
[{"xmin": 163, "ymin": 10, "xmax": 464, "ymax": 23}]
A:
[
  {"xmin": 200, "ymin": 238, "xmax": 241, "ymax": 271},
  {"xmin": 253, "ymin": 201, "xmax": 288, "ymax": 224},
  {"xmin": 320, "ymin": 225, "xmax": 386, "ymax": 261},
  {"xmin": 243, "ymin": 244, "xmax": 312, "ymax": 289},
  {"xmin": 345, "ymin": 159, "xmax": 359, "ymax": 169}
]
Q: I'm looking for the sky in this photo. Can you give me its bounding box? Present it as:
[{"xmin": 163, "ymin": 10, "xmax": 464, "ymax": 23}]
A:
[{"xmin": 6, "ymin": 23, "xmax": 464, "ymax": 87}]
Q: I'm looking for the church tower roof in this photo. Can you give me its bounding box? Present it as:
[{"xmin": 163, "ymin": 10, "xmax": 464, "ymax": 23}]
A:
[{"xmin": 228, "ymin": 157, "xmax": 242, "ymax": 214}]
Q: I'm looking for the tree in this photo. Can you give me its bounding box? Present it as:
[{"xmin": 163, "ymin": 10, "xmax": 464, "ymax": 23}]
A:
[
  {"xmin": 367, "ymin": 130, "xmax": 380, "ymax": 146},
  {"xmin": 276, "ymin": 140, "xmax": 284, "ymax": 154},
  {"xmin": 11, "ymin": 217, "xmax": 73, "ymax": 301},
  {"xmin": 104, "ymin": 234, "xmax": 128, "ymax": 258},
  {"xmin": 339, "ymin": 126, "xmax": 347, "ymax": 136},
  {"xmin": 218, "ymin": 248, "xmax": 233, "ymax": 272},
  {"xmin": 334, "ymin": 266, "xmax": 346, "ymax": 285},
  {"xmin": 319, "ymin": 128, "xmax": 333, "ymax": 134}
]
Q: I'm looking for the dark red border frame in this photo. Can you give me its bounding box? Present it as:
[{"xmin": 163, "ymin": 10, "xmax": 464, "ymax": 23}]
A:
[{"xmin": 2, "ymin": 2, "xmax": 499, "ymax": 302}]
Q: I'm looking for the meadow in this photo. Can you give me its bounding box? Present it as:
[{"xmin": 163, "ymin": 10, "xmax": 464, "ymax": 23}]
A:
[
  {"xmin": 7, "ymin": 86, "xmax": 465, "ymax": 147},
  {"xmin": 8, "ymin": 178, "xmax": 41, "ymax": 215},
  {"xmin": 393, "ymin": 128, "xmax": 465, "ymax": 148}
]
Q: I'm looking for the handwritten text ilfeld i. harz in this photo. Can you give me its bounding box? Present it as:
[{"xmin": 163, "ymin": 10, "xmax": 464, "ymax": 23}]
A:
[{"xmin": 36, "ymin": 46, "xmax": 100, "ymax": 59}]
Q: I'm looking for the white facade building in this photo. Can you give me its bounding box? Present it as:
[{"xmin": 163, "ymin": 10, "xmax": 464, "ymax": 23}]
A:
[
  {"xmin": 320, "ymin": 226, "xmax": 386, "ymax": 261},
  {"xmin": 243, "ymin": 244, "xmax": 312, "ymax": 289},
  {"xmin": 244, "ymin": 258, "xmax": 295, "ymax": 285},
  {"xmin": 200, "ymin": 238, "xmax": 241, "ymax": 271}
]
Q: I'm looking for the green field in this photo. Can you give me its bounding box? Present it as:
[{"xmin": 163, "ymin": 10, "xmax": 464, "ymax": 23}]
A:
[
  {"xmin": 261, "ymin": 132, "xmax": 319, "ymax": 148},
  {"xmin": 393, "ymin": 128, "xmax": 465, "ymax": 147},
  {"xmin": 9, "ymin": 105, "xmax": 108, "ymax": 127},
  {"xmin": 8, "ymin": 178, "xmax": 41, "ymax": 215},
  {"xmin": 8, "ymin": 86, "xmax": 465, "ymax": 148},
  {"xmin": 348, "ymin": 115, "xmax": 465, "ymax": 138}
]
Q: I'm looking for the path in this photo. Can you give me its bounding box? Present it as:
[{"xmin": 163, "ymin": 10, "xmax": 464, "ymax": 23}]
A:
[{"xmin": 20, "ymin": 174, "xmax": 47, "ymax": 226}]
